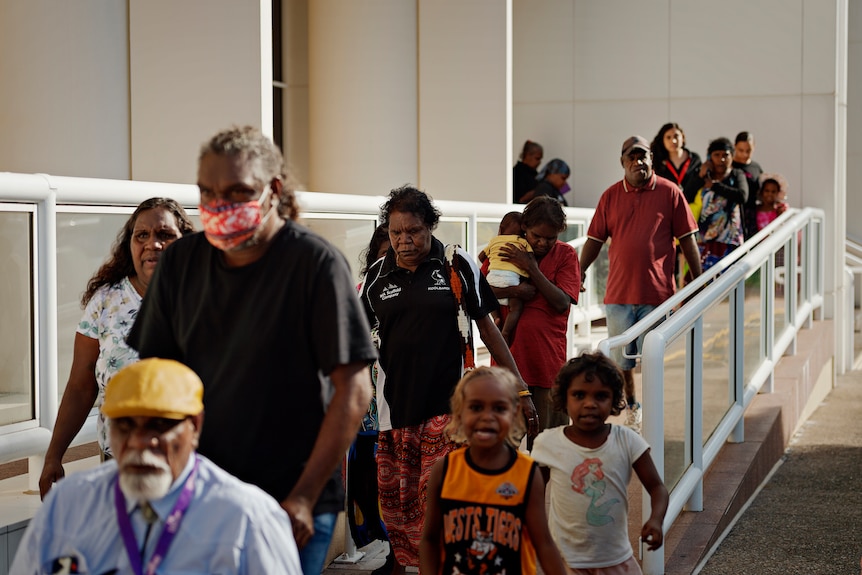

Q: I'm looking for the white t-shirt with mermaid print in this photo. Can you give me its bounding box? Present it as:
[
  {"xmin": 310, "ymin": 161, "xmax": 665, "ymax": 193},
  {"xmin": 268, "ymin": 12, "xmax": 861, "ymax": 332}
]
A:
[
  {"xmin": 76, "ymin": 277, "xmax": 141, "ymax": 455},
  {"xmin": 531, "ymin": 424, "xmax": 649, "ymax": 569}
]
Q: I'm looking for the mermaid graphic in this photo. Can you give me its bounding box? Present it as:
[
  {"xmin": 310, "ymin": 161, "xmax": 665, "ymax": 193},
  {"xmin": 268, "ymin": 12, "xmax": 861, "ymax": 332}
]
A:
[{"xmin": 571, "ymin": 458, "xmax": 619, "ymax": 526}]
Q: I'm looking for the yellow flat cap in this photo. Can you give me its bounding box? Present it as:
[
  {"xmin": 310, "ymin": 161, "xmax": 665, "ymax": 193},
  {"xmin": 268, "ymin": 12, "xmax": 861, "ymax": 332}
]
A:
[{"xmin": 102, "ymin": 358, "xmax": 204, "ymax": 420}]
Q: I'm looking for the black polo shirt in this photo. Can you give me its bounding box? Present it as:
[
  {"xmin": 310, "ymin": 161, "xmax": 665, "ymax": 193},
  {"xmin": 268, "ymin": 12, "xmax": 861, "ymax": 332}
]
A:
[{"xmin": 361, "ymin": 238, "xmax": 497, "ymax": 428}]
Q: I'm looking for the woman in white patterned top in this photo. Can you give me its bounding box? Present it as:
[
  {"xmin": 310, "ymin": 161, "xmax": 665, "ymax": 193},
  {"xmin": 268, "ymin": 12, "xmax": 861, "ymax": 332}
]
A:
[{"xmin": 38, "ymin": 198, "xmax": 194, "ymax": 499}]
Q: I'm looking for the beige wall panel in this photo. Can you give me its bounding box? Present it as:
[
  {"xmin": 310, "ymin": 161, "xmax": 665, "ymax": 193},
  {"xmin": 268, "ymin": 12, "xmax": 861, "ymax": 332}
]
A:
[
  {"xmin": 283, "ymin": 0, "xmax": 310, "ymax": 186},
  {"xmin": 669, "ymin": 0, "xmax": 803, "ymax": 98},
  {"xmin": 847, "ymin": 2, "xmax": 862, "ymax": 240},
  {"xmin": 801, "ymin": 95, "xmax": 837, "ymax": 210},
  {"xmin": 572, "ymin": 99, "xmax": 669, "ymax": 210},
  {"xmin": 286, "ymin": 86, "xmax": 311, "ymax": 190},
  {"xmin": 804, "ymin": 0, "xmax": 839, "ymax": 95},
  {"xmin": 512, "ymin": 0, "xmax": 575, "ymax": 104},
  {"xmin": 512, "ymin": 102, "xmax": 574, "ymax": 174},
  {"xmin": 0, "ymin": 1, "xmax": 129, "ymax": 178},
  {"xmin": 129, "ymin": 0, "xmax": 269, "ymax": 184},
  {"xmin": 308, "ymin": 0, "xmax": 417, "ymax": 197},
  {"xmin": 419, "ymin": 0, "xmax": 508, "ymax": 203},
  {"xmin": 669, "ymin": 96, "xmax": 804, "ymax": 203},
  {"xmin": 573, "ymin": 0, "xmax": 669, "ymax": 101}
]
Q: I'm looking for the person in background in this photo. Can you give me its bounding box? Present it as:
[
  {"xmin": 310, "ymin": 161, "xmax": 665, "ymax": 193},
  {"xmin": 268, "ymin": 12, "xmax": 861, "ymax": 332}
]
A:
[
  {"xmin": 349, "ymin": 223, "xmax": 392, "ymax": 574},
  {"xmin": 128, "ymin": 125, "xmax": 376, "ymax": 575},
  {"xmin": 650, "ymin": 122, "xmax": 702, "ymax": 190},
  {"xmin": 481, "ymin": 211, "xmax": 532, "ymax": 344},
  {"xmin": 513, "ymin": 140, "xmax": 544, "ymax": 204},
  {"xmin": 13, "ymin": 358, "xmax": 301, "ymax": 574},
  {"xmin": 420, "ymin": 367, "xmax": 568, "ymax": 575},
  {"xmin": 531, "ymin": 352, "xmax": 668, "ymax": 574},
  {"xmin": 745, "ymin": 173, "xmax": 789, "ymax": 238},
  {"xmin": 579, "ymin": 136, "xmax": 701, "ymax": 433},
  {"xmin": 360, "ymin": 185, "xmax": 539, "ymax": 575},
  {"xmin": 39, "ymin": 198, "xmax": 194, "ymax": 498},
  {"xmin": 489, "ymin": 196, "xmax": 580, "ymax": 435},
  {"xmin": 685, "ymin": 137, "xmax": 749, "ymax": 271},
  {"xmin": 519, "ymin": 158, "xmax": 571, "ymax": 205},
  {"xmin": 733, "ymin": 131, "xmax": 764, "ymax": 238}
]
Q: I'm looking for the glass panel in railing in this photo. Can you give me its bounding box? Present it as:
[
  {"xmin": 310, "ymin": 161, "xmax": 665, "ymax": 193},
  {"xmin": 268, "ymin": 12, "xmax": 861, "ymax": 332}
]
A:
[
  {"xmin": 775, "ymin": 241, "xmax": 790, "ymax": 334},
  {"xmin": 559, "ymin": 223, "xmax": 583, "ymax": 243},
  {"xmin": 436, "ymin": 220, "xmax": 468, "ymax": 255},
  {"xmin": 702, "ymin": 294, "xmax": 733, "ymax": 444},
  {"xmin": 743, "ymin": 266, "xmax": 764, "ymax": 385},
  {"xmin": 301, "ymin": 217, "xmax": 378, "ymax": 283},
  {"xmin": 592, "ymin": 242, "xmax": 610, "ymax": 305},
  {"xmin": 476, "ymin": 219, "xmax": 499, "ymax": 252},
  {"xmin": 0, "ymin": 210, "xmax": 35, "ymax": 426},
  {"xmin": 57, "ymin": 212, "xmax": 131, "ymax": 397},
  {"xmin": 662, "ymin": 331, "xmax": 689, "ymax": 490}
]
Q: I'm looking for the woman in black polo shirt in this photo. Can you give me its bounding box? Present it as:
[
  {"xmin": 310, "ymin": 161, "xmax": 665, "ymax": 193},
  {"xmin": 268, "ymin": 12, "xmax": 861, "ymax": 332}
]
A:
[{"xmin": 360, "ymin": 185, "xmax": 538, "ymax": 575}]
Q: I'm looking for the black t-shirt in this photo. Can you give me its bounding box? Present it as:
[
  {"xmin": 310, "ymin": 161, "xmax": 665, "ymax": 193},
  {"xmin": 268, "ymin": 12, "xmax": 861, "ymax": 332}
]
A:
[
  {"xmin": 513, "ymin": 161, "xmax": 538, "ymax": 204},
  {"xmin": 128, "ymin": 222, "xmax": 377, "ymax": 512},
  {"xmin": 360, "ymin": 238, "xmax": 497, "ymax": 428},
  {"xmin": 733, "ymin": 160, "xmax": 763, "ymax": 210}
]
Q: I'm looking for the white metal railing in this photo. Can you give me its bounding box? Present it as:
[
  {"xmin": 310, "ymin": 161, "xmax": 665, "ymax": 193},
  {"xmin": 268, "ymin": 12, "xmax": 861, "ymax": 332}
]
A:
[
  {"xmin": 845, "ymin": 237, "xmax": 862, "ymax": 369},
  {"xmin": 0, "ymin": 171, "xmax": 828, "ymax": 574},
  {"xmin": 0, "ymin": 172, "xmax": 600, "ymax": 468},
  {"xmin": 597, "ymin": 207, "xmax": 824, "ymax": 575}
]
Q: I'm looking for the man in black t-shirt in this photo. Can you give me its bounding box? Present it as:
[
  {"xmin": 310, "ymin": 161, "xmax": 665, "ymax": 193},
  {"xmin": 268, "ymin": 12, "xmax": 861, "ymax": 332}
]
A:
[{"xmin": 129, "ymin": 126, "xmax": 376, "ymax": 575}]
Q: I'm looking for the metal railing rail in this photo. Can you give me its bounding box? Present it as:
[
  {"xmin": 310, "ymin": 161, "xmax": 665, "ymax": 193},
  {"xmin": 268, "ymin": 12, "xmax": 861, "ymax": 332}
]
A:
[
  {"xmin": 843, "ymin": 238, "xmax": 862, "ymax": 370},
  {"xmin": 0, "ymin": 172, "xmax": 599, "ymax": 467},
  {"xmin": 598, "ymin": 207, "xmax": 824, "ymax": 575},
  {"xmin": 0, "ymin": 171, "xmax": 826, "ymax": 574}
]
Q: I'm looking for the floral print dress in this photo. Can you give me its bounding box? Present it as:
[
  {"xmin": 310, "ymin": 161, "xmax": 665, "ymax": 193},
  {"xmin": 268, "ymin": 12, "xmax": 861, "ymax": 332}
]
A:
[{"xmin": 76, "ymin": 276, "xmax": 141, "ymax": 455}]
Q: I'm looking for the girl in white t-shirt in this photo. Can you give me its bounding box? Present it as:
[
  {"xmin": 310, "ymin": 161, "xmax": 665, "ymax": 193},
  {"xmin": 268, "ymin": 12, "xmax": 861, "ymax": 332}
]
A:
[{"xmin": 531, "ymin": 351, "xmax": 668, "ymax": 574}]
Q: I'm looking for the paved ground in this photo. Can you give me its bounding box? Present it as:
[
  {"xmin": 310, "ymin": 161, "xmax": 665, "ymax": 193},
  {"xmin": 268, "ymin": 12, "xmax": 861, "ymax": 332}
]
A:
[{"xmin": 697, "ymin": 371, "xmax": 862, "ymax": 575}]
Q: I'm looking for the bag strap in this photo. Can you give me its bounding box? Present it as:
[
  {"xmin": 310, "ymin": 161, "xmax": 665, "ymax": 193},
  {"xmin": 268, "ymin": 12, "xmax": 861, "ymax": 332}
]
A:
[{"xmin": 444, "ymin": 244, "xmax": 475, "ymax": 370}]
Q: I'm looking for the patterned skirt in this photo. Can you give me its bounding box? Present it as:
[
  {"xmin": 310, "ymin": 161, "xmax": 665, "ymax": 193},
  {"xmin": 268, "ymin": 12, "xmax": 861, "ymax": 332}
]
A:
[{"xmin": 377, "ymin": 415, "xmax": 456, "ymax": 567}]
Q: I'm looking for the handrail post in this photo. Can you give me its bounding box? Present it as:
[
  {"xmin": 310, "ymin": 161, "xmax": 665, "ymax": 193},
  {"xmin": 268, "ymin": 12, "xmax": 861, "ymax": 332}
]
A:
[
  {"xmin": 641, "ymin": 330, "xmax": 666, "ymax": 575},
  {"xmin": 730, "ymin": 285, "xmax": 745, "ymax": 443},
  {"xmin": 37, "ymin": 192, "xmax": 59, "ymax": 430},
  {"xmin": 788, "ymin": 226, "xmax": 799, "ymax": 355},
  {"xmin": 686, "ymin": 318, "xmax": 704, "ymax": 510},
  {"xmin": 763, "ymin": 248, "xmax": 776, "ymax": 393}
]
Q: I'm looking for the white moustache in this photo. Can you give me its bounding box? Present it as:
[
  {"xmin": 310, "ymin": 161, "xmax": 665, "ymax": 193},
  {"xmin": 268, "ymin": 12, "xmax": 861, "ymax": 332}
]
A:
[{"xmin": 120, "ymin": 450, "xmax": 171, "ymax": 474}]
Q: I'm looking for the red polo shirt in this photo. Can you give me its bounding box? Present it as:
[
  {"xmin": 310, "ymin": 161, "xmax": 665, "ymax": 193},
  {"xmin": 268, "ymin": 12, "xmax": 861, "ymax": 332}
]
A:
[{"xmin": 588, "ymin": 174, "xmax": 697, "ymax": 305}]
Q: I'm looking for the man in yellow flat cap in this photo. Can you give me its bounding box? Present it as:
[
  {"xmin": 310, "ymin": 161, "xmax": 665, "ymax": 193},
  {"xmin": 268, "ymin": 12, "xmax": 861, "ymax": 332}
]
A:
[{"xmin": 11, "ymin": 358, "xmax": 302, "ymax": 575}]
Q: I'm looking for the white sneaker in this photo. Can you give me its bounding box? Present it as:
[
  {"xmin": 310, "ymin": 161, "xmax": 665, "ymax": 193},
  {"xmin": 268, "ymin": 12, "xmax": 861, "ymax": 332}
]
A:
[{"xmin": 624, "ymin": 402, "xmax": 642, "ymax": 433}]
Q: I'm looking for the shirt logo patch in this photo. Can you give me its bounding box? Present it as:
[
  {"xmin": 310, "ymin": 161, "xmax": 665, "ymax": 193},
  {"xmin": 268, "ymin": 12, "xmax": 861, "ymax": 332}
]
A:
[
  {"xmin": 495, "ymin": 481, "xmax": 519, "ymax": 499},
  {"xmin": 380, "ymin": 283, "xmax": 402, "ymax": 300},
  {"xmin": 428, "ymin": 269, "xmax": 451, "ymax": 291}
]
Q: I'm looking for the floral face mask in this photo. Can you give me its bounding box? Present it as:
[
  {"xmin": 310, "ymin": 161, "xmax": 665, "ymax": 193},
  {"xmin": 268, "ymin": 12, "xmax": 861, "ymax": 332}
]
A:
[{"xmin": 199, "ymin": 185, "xmax": 274, "ymax": 252}]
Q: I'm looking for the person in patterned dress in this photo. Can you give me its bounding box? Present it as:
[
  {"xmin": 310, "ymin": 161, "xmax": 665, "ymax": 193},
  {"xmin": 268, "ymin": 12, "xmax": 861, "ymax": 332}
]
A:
[{"xmin": 38, "ymin": 198, "xmax": 194, "ymax": 498}]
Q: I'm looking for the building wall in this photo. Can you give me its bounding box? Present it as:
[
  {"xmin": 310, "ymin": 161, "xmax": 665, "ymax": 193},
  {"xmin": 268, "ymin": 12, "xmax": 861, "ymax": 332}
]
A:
[
  {"xmin": 0, "ymin": 0, "xmax": 854, "ymax": 293},
  {"xmin": 129, "ymin": 0, "xmax": 271, "ymax": 184},
  {"xmin": 0, "ymin": 1, "xmax": 851, "ymax": 205},
  {"xmin": 513, "ymin": 0, "xmax": 844, "ymax": 213},
  {"xmin": 848, "ymin": 0, "xmax": 862, "ymax": 241},
  {"xmin": 511, "ymin": 0, "xmax": 849, "ymax": 328},
  {"xmin": 0, "ymin": 1, "xmax": 130, "ymax": 179},
  {"xmin": 417, "ymin": 1, "xmax": 509, "ymax": 204}
]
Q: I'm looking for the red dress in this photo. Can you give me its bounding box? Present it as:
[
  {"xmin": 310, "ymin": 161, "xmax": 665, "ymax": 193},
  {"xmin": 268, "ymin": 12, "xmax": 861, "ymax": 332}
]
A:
[{"xmin": 507, "ymin": 240, "xmax": 580, "ymax": 388}]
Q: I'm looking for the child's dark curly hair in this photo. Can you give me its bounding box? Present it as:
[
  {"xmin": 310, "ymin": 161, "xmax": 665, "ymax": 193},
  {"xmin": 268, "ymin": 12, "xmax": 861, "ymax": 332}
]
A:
[{"xmin": 552, "ymin": 351, "xmax": 627, "ymax": 416}]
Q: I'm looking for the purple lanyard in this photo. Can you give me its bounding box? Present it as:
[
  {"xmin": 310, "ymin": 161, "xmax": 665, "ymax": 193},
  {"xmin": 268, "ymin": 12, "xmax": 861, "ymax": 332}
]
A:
[{"xmin": 114, "ymin": 456, "xmax": 199, "ymax": 575}]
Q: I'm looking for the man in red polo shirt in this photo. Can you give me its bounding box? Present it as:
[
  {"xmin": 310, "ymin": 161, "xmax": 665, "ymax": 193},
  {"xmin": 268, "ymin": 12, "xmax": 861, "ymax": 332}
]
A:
[{"xmin": 579, "ymin": 136, "xmax": 702, "ymax": 432}]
